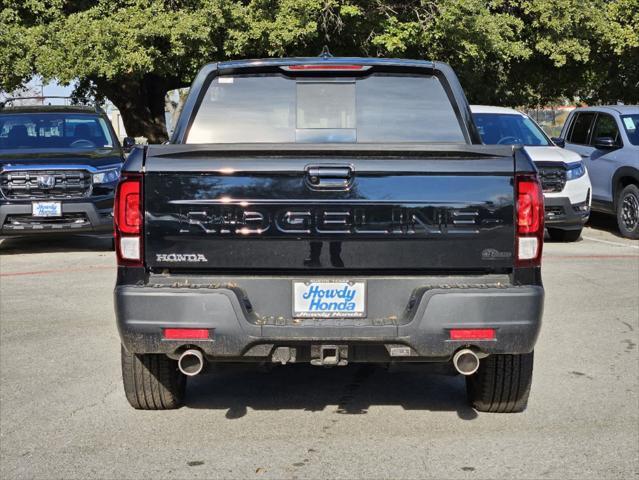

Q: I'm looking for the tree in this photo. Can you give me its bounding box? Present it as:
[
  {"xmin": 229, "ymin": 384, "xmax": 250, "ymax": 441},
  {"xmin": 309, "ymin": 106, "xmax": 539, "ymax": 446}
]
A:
[
  {"xmin": 588, "ymin": 0, "xmax": 639, "ymax": 104},
  {"xmin": 29, "ymin": 0, "xmax": 329, "ymax": 142},
  {"xmin": 34, "ymin": 0, "xmax": 230, "ymax": 142},
  {"xmin": 1, "ymin": 0, "xmax": 637, "ymax": 141}
]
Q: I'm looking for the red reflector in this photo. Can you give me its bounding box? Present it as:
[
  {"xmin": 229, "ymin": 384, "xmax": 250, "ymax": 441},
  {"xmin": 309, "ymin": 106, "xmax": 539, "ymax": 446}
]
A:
[
  {"xmin": 450, "ymin": 329, "xmax": 496, "ymax": 341},
  {"xmin": 287, "ymin": 64, "xmax": 365, "ymax": 71},
  {"xmin": 163, "ymin": 328, "xmax": 210, "ymax": 340},
  {"xmin": 115, "ymin": 177, "xmax": 141, "ymax": 235},
  {"xmin": 517, "ymin": 177, "xmax": 543, "ymax": 234}
]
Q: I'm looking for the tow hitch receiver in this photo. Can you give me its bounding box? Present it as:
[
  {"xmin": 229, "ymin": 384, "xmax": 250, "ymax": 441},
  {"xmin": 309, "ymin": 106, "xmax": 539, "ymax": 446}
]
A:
[{"xmin": 311, "ymin": 345, "xmax": 348, "ymax": 366}]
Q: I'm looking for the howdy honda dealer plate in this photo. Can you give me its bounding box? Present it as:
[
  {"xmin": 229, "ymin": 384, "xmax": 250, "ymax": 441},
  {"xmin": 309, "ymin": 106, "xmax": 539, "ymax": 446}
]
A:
[
  {"xmin": 32, "ymin": 201, "xmax": 62, "ymax": 217},
  {"xmin": 293, "ymin": 280, "xmax": 366, "ymax": 318}
]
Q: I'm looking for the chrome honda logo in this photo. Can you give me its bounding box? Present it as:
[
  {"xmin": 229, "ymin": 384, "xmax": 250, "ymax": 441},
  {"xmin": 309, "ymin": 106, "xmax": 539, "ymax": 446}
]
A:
[{"xmin": 37, "ymin": 175, "xmax": 56, "ymax": 189}]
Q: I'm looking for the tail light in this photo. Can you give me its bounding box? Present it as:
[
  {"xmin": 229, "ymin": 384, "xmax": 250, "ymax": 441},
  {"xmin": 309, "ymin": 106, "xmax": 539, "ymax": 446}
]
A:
[
  {"xmin": 114, "ymin": 173, "xmax": 143, "ymax": 266},
  {"xmin": 516, "ymin": 173, "xmax": 544, "ymax": 266},
  {"xmin": 281, "ymin": 65, "xmax": 371, "ymax": 72}
]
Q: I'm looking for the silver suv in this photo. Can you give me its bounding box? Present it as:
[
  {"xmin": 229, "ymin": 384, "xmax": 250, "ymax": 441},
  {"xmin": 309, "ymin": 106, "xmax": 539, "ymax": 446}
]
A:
[{"xmin": 555, "ymin": 106, "xmax": 639, "ymax": 238}]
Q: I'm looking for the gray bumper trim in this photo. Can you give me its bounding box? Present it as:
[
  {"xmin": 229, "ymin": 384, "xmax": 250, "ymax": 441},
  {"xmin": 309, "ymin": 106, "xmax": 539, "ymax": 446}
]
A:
[{"xmin": 115, "ymin": 282, "xmax": 544, "ymax": 359}]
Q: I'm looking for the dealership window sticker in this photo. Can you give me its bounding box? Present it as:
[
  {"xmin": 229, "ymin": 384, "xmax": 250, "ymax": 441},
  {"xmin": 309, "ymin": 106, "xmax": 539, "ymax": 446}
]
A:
[{"xmin": 623, "ymin": 117, "xmax": 636, "ymax": 131}]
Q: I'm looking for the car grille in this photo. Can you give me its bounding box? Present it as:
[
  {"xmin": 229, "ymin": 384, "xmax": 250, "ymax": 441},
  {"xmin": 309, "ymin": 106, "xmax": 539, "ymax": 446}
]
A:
[
  {"xmin": 536, "ymin": 165, "xmax": 567, "ymax": 193},
  {"xmin": 3, "ymin": 213, "xmax": 91, "ymax": 231},
  {"xmin": 0, "ymin": 170, "xmax": 92, "ymax": 200}
]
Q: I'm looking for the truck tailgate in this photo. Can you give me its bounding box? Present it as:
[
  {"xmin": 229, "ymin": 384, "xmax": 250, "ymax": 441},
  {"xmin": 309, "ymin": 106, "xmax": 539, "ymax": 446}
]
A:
[{"xmin": 143, "ymin": 144, "xmax": 516, "ymax": 272}]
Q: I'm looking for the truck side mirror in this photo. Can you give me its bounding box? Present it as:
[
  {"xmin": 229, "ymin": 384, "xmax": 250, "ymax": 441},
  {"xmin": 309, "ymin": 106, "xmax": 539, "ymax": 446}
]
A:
[
  {"xmin": 122, "ymin": 136, "xmax": 136, "ymax": 153},
  {"xmin": 551, "ymin": 137, "xmax": 565, "ymax": 148},
  {"xmin": 593, "ymin": 136, "xmax": 616, "ymax": 150}
]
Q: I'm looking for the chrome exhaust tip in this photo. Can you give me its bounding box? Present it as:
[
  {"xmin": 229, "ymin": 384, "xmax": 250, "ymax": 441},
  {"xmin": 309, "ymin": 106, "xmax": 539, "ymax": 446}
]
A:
[
  {"xmin": 453, "ymin": 349, "xmax": 480, "ymax": 376},
  {"xmin": 178, "ymin": 349, "xmax": 205, "ymax": 376}
]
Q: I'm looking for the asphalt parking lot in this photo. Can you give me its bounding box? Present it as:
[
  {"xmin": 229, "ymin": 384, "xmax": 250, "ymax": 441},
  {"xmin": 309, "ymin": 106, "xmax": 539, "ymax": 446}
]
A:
[{"xmin": 1, "ymin": 213, "xmax": 638, "ymax": 480}]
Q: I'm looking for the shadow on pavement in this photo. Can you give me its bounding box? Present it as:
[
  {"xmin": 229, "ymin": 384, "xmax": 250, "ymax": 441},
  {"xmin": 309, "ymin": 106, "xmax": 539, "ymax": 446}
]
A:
[
  {"xmin": 586, "ymin": 211, "xmax": 624, "ymax": 238},
  {"xmin": 544, "ymin": 211, "xmax": 624, "ymax": 243},
  {"xmin": 185, "ymin": 363, "xmax": 478, "ymax": 420},
  {"xmin": 543, "ymin": 229, "xmax": 584, "ymax": 244},
  {"xmin": 0, "ymin": 234, "xmax": 113, "ymax": 255}
]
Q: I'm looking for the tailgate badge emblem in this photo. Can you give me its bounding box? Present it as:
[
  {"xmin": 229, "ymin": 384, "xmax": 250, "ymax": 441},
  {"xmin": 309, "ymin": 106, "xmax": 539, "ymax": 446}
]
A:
[
  {"xmin": 156, "ymin": 253, "xmax": 208, "ymax": 263},
  {"xmin": 37, "ymin": 175, "xmax": 56, "ymax": 189},
  {"xmin": 481, "ymin": 248, "xmax": 512, "ymax": 260}
]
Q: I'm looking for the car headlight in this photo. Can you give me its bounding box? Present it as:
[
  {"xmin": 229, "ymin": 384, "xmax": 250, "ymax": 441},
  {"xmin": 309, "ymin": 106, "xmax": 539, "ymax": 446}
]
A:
[
  {"xmin": 565, "ymin": 161, "xmax": 586, "ymax": 181},
  {"xmin": 93, "ymin": 168, "xmax": 121, "ymax": 184}
]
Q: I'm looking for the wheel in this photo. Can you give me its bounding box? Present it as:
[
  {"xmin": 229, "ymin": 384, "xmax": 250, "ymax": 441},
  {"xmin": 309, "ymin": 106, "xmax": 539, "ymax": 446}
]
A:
[
  {"xmin": 616, "ymin": 184, "xmax": 639, "ymax": 239},
  {"xmin": 121, "ymin": 345, "xmax": 186, "ymax": 410},
  {"xmin": 547, "ymin": 227, "xmax": 582, "ymax": 242},
  {"xmin": 466, "ymin": 352, "xmax": 534, "ymax": 413}
]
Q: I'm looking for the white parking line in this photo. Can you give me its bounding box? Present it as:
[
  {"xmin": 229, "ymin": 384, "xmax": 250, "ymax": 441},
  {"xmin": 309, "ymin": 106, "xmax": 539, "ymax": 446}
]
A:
[{"xmin": 582, "ymin": 236, "xmax": 639, "ymax": 249}]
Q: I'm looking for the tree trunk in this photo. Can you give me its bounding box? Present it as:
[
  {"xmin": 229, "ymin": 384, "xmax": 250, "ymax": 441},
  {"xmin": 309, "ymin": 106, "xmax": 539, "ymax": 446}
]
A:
[{"xmin": 98, "ymin": 74, "xmax": 183, "ymax": 144}]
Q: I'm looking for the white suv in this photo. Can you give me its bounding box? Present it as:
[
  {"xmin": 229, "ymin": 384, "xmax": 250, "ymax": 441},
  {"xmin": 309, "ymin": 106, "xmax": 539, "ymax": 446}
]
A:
[{"xmin": 472, "ymin": 105, "xmax": 592, "ymax": 242}]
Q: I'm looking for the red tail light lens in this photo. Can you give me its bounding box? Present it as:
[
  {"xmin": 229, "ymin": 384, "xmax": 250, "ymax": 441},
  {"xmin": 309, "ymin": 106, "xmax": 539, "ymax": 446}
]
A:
[
  {"xmin": 517, "ymin": 178, "xmax": 542, "ymax": 234},
  {"xmin": 516, "ymin": 174, "xmax": 544, "ymax": 266},
  {"xmin": 115, "ymin": 178, "xmax": 141, "ymax": 234},
  {"xmin": 284, "ymin": 64, "xmax": 369, "ymax": 71},
  {"xmin": 114, "ymin": 174, "xmax": 143, "ymax": 266}
]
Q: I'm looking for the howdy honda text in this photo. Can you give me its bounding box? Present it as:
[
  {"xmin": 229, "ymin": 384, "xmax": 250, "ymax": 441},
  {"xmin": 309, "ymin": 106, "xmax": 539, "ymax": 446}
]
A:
[
  {"xmin": 293, "ymin": 281, "xmax": 366, "ymax": 318},
  {"xmin": 180, "ymin": 206, "xmax": 485, "ymax": 236}
]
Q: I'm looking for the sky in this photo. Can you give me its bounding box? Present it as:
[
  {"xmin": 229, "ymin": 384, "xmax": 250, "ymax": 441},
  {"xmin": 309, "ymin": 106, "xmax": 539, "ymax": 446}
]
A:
[{"xmin": 0, "ymin": 77, "xmax": 74, "ymax": 100}]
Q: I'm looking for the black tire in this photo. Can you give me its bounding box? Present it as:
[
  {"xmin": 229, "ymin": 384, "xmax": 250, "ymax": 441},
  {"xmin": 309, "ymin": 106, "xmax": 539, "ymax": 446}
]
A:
[
  {"xmin": 547, "ymin": 227, "xmax": 582, "ymax": 242},
  {"xmin": 121, "ymin": 345, "xmax": 186, "ymax": 410},
  {"xmin": 616, "ymin": 184, "xmax": 639, "ymax": 239},
  {"xmin": 466, "ymin": 352, "xmax": 534, "ymax": 413}
]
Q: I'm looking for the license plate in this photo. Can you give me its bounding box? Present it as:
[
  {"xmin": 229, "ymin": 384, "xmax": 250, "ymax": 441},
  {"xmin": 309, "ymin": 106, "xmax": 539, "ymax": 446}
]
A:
[
  {"xmin": 293, "ymin": 281, "xmax": 366, "ymax": 318},
  {"xmin": 32, "ymin": 202, "xmax": 62, "ymax": 217}
]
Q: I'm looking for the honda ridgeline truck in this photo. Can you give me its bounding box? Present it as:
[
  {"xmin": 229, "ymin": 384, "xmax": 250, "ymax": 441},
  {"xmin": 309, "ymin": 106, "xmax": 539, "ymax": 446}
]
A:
[{"xmin": 114, "ymin": 58, "xmax": 545, "ymax": 412}]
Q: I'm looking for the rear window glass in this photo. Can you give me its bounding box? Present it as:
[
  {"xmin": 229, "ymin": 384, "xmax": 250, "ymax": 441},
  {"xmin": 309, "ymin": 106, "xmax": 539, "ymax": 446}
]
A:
[
  {"xmin": 187, "ymin": 74, "xmax": 465, "ymax": 144},
  {"xmin": 0, "ymin": 113, "xmax": 114, "ymax": 150}
]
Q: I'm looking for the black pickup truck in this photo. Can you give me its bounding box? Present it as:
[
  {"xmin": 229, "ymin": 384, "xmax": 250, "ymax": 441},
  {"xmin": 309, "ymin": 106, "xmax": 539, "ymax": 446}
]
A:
[
  {"xmin": 115, "ymin": 58, "xmax": 545, "ymax": 412},
  {"xmin": 0, "ymin": 102, "xmax": 132, "ymax": 238}
]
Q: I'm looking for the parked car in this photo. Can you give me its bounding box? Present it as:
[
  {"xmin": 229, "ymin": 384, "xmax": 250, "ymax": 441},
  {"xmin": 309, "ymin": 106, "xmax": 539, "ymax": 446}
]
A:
[
  {"xmin": 114, "ymin": 57, "xmax": 545, "ymax": 413},
  {"xmin": 553, "ymin": 105, "xmax": 639, "ymax": 239},
  {"xmin": 472, "ymin": 105, "xmax": 591, "ymax": 242},
  {"xmin": 0, "ymin": 99, "xmax": 134, "ymax": 239}
]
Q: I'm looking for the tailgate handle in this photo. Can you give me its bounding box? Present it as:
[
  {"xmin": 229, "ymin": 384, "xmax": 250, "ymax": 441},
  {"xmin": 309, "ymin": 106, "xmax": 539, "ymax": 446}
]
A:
[{"xmin": 306, "ymin": 166, "xmax": 352, "ymax": 189}]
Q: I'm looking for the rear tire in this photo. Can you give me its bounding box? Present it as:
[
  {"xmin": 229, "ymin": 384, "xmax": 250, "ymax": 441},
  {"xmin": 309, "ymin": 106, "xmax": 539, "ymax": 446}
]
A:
[
  {"xmin": 466, "ymin": 352, "xmax": 534, "ymax": 413},
  {"xmin": 547, "ymin": 227, "xmax": 582, "ymax": 242},
  {"xmin": 121, "ymin": 345, "xmax": 186, "ymax": 410},
  {"xmin": 616, "ymin": 184, "xmax": 639, "ymax": 239}
]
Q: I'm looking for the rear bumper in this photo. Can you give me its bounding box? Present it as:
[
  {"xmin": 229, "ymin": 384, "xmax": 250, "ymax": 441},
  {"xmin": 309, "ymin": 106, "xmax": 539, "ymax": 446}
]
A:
[
  {"xmin": 0, "ymin": 200, "xmax": 113, "ymax": 235},
  {"xmin": 115, "ymin": 278, "xmax": 544, "ymax": 361}
]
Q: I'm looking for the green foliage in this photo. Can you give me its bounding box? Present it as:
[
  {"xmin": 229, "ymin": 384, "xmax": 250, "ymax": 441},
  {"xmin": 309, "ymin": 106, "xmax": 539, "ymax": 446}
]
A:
[{"xmin": 1, "ymin": 0, "xmax": 637, "ymax": 139}]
